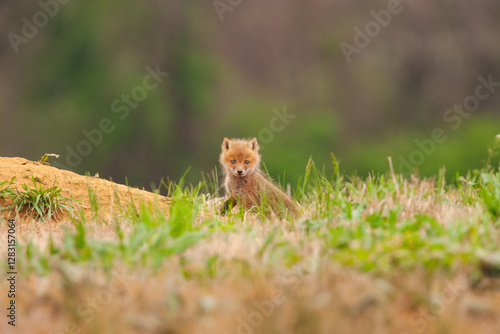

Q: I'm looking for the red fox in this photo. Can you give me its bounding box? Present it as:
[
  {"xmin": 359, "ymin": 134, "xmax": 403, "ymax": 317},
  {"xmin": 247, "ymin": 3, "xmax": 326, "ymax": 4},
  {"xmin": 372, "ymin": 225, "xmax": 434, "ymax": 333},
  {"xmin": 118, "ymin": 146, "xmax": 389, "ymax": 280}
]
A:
[{"xmin": 219, "ymin": 137, "xmax": 300, "ymax": 218}]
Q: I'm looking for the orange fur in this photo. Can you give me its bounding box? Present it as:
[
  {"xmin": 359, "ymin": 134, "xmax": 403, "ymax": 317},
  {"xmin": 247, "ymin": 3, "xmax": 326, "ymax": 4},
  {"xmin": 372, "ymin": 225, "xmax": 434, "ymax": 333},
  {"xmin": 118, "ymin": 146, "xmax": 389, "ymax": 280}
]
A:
[{"xmin": 219, "ymin": 137, "xmax": 299, "ymax": 218}]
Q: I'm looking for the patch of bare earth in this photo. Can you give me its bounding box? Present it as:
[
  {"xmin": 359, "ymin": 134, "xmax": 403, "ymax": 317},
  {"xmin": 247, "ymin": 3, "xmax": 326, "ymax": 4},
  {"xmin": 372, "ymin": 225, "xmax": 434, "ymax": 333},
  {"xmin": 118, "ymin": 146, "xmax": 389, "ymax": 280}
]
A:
[{"xmin": 0, "ymin": 156, "xmax": 168, "ymax": 236}]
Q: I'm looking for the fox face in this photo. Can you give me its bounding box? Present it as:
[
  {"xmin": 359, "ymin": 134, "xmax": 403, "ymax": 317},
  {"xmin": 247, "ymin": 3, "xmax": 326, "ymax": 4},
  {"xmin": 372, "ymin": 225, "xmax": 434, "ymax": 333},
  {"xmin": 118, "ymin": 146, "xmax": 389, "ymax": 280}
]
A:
[{"xmin": 220, "ymin": 137, "xmax": 260, "ymax": 177}]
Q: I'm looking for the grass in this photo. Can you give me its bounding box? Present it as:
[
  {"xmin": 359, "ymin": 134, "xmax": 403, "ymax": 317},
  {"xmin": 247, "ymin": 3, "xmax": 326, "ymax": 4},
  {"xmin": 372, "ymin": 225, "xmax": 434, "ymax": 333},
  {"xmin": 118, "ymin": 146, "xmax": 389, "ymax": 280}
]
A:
[
  {"xmin": 0, "ymin": 177, "xmax": 15, "ymax": 207},
  {"xmin": 0, "ymin": 175, "xmax": 74, "ymax": 221},
  {"xmin": 2, "ymin": 142, "xmax": 500, "ymax": 333},
  {"xmin": 11, "ymin": 160, "xmax": 500, "ymax": 276}
]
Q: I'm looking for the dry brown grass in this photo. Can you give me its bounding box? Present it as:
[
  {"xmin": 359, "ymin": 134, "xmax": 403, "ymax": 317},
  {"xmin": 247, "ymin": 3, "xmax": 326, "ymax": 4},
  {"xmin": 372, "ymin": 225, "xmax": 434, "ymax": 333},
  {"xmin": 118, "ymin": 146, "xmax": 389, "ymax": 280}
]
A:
[{"xmin": 2, "ymin": 259, "xmax": 500, "ymax": 334}]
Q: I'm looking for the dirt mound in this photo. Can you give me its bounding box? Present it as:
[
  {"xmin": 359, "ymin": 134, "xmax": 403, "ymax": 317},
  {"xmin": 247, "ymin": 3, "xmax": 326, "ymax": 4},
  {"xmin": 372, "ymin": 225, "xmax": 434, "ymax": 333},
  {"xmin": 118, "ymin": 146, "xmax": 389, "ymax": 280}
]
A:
[{"xmin": 0, "ymin": 156, "xmax": 168, "ymax": 225}]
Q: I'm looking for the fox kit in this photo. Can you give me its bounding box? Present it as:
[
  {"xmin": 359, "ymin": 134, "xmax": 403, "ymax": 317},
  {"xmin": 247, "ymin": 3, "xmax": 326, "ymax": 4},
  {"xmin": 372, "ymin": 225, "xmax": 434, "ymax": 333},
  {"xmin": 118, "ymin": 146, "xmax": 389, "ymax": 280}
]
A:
[{"xmin": 219, "ymin": 137, "xmax": 299, "ymax": 218}]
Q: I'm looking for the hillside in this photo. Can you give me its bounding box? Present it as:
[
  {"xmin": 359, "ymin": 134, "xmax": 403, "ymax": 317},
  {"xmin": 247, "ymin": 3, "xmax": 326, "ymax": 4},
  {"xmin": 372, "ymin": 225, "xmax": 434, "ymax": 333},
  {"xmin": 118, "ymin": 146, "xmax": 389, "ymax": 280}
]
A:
[{"xmin": 0, "ymin": 156, "xmax": 168, "ymax": 236}]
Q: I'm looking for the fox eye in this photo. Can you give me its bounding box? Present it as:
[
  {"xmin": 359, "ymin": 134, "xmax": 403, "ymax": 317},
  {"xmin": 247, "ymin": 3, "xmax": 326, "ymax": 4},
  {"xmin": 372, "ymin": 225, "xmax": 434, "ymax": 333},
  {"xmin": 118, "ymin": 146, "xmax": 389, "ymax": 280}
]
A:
[
  {"xmin": 245, "ymin": 160, "xmax": 250, "ymax": 164},
  {"xmin": 231, "ymin": 160, "xmax": 236, "ymax": 164}
]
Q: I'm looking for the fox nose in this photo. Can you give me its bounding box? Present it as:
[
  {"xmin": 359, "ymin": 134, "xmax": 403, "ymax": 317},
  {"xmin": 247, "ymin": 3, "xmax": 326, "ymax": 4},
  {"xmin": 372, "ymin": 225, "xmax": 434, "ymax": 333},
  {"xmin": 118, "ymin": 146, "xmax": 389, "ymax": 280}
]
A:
[{"xmin": 237, "ymin": 170, "xmax": 243, "ymax": 175}]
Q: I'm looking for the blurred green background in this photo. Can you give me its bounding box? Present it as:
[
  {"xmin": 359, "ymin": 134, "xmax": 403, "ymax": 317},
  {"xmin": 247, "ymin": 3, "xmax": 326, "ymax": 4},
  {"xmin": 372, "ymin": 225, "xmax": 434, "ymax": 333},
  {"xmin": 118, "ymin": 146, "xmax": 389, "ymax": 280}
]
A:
[{"xmin": 1, "ymin": 0, "xmax": 499, "ymax": 189}]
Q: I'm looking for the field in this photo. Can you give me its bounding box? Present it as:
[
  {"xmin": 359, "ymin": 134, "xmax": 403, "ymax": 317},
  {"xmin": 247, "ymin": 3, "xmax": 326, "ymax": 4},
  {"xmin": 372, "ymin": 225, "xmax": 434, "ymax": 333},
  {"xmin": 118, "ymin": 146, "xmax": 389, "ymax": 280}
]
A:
[{"xmin": 1, "ymin": 155, "xmax": 500, "ymax": 334}]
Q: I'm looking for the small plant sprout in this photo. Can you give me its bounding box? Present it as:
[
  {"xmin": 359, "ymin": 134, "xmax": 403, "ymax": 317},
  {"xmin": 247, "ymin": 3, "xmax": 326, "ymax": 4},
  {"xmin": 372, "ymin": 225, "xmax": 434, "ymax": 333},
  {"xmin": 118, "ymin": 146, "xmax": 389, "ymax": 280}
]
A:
[{"xmin": 37, "ymin": 153, "xmax": 60, "ymax": 165}]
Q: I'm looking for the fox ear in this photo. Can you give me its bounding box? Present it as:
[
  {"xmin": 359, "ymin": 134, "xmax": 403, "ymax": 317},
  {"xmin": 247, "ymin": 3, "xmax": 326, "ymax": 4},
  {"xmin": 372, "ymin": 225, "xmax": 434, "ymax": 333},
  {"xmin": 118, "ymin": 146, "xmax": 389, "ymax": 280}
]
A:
[
  {"xmin": 248, "ymin": 137, "xmax": 259, "ymax": 151},
  {"xmin": 222, "ymin": 137, "xmax": 232, "ymax": 151}
]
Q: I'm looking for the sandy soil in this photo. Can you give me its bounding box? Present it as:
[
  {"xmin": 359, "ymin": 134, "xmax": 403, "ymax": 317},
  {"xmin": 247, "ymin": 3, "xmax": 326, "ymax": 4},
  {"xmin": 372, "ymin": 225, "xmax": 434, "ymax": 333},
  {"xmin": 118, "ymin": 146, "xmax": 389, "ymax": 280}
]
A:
[{"xmin": 0, "ymin": 156, "xmax": 168, "ymax": 236}]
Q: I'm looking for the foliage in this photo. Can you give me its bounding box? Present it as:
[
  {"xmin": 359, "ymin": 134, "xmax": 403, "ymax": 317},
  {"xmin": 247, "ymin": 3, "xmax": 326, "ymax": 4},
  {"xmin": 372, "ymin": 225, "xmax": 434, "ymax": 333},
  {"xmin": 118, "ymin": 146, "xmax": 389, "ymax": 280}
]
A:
[
  {"xmin": 3, "ymin": 1, "xmax": 500, "ymax": 187},
  {"xmin": 10, "ymin": 156, "xmax": 500, "ymax": 278},
  {"xmin": 4, "ymin": 176, "xmax": 74, "ymax": 221},
  {"xmin": 4, "ymin": 153, "xmax": 500, "ymax": 332},
  {"xmin": 0, "ymin": 177, "xmax": 16, "ymax": 203}
]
